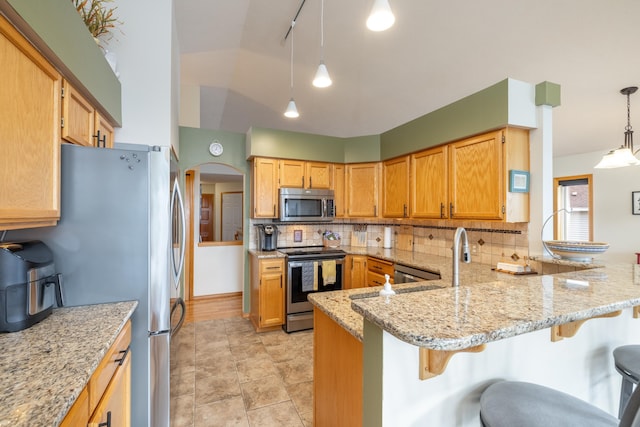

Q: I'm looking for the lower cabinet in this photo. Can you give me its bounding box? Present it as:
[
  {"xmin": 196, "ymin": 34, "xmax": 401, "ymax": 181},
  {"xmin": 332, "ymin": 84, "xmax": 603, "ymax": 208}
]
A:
[
  {"xmin": 366, "ymin": 257, "xmax": 394, "ymax": 287},
  {"xmin": 250, "ymin": 254, "xmax": 285, "ymax": 331},
  {"xmin": 61, "ymin": 321, "xmax": 132, "ymax": 427},
  {"xmin": 344, "ymin": 255, "xmax": 367, "ymax": 289}
]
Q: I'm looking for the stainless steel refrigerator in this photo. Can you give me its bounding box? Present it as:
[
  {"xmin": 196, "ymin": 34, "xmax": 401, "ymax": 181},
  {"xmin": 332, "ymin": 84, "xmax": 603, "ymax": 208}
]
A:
[{"xmin": 11, "ymin": 143, "xmax": 186, "ymax": 427}]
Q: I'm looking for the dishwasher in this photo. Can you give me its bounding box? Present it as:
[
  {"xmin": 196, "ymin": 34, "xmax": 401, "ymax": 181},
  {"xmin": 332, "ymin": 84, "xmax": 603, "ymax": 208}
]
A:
[{"xmin": 394, "ymin": 263, "xmax": 441, "ymax": 283}]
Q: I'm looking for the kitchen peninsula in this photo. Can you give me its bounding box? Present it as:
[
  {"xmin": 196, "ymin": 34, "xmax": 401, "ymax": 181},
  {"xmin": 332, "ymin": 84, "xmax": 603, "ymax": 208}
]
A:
[
  {"xmin": 310, "ymin": 255, "xmax": 640, "ymax": 427},
  {"xmin": 0, "ymin": 301, "xmax": 137, "ymax": 427}
]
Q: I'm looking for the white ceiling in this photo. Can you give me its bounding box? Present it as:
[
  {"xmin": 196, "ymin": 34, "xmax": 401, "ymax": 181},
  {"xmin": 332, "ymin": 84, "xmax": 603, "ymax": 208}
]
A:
[{"xmin": 175, "ymin": 0, "xmax": 640, "ymax": 158}]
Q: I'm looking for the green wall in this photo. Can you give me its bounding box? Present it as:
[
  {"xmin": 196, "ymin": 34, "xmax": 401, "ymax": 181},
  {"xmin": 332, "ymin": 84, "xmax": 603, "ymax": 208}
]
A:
[
  {"xmin": 380, "ymin": 79, "xmax": 510, "ymax": 159},
  {"xmin": 5, "ymin": 0, "xmax": 122, "ymax": 124},
  {"xmin": 179, "ymin": 126, "xmax": 252, "ymax": 312}
]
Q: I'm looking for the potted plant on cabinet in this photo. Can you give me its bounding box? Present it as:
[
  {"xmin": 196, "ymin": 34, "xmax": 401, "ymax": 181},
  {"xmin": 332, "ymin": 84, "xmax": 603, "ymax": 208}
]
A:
[{"xmin": 71, "ymin": 0, "xmax": 121, "ymax": 47}]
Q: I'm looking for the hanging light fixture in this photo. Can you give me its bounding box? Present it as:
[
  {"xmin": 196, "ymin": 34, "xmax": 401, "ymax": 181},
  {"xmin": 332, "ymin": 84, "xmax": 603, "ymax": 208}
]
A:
[
  {"xmin": 366, "ymin": 0, "xmax": 395, "ymax": 32},
  {"xmin": 284, "ymin": 20, "xmax": 299, "ymax": 118},
  {"xmin": 313, "ymin": 0, "xmax": 332, "ymax": 88},
  {"xmin": 595, "ymin": 86, "xmax": 640, "ymax": 168}
]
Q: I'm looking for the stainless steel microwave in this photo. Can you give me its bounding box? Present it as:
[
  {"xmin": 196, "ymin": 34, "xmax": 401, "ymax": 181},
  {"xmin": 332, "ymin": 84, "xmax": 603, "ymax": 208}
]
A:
[{"xmin": 278, "ymin": 188, "xmax": 335, "ymax": 222}]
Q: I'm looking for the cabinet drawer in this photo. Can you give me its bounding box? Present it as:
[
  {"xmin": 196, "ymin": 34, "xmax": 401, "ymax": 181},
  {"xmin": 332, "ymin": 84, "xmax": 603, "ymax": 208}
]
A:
[
  {"xmin": 89, "ymin": 320, "xmax": 132, "ymax": 411},
  {"xmin": 260, "ymin": 258, "xmax": 283, "ymax": 273},
  {"xmin": 367, "ymin": 257, "xmax": 394, "ymax": 276}
]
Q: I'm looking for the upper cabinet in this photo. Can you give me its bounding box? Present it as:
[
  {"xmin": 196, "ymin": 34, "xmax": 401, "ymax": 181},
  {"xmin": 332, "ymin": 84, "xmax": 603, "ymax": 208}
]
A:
[
  {"xmin": 279, "ymin": 160, "xmax": 332, "ymax": 189},
  {"xmin": 62, "ymin": 80, "xmax": 114, "ymax": 148},
  {"xmin": 411, "ymin": 145, "xmax": 448, "ymax": 219},
  {"xmin": 449, "ymin": 128, "xmax": 529, "ymax": 222},
  {"xmin": 346, "ymin": 163, "xmax": 380, "ymax": 217},
  {"xmin": 0, "ymin": 14, "xmax": 61, "ymax": 230},
  {"xmin": 332, "ymin": 164, "xmax": 346, "ymax": 217},
  {"xmin": 252, "ymin": 157, "xmax": 278, "ymax": 218},
  {"xmin": 382, "ymin": 156, "xmax": 410, "ymax": 218}
]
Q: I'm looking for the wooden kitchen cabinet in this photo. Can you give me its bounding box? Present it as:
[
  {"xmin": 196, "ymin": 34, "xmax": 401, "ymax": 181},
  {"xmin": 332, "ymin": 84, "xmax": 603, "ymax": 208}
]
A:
[
  {"xmin": 411, "ymin": 145, "xmax": 448, "ymax": 218},
  {"xmin": 62, "ymin": 320, "xmax": 132, "ymax": 427},
  {"xmin": 448, "ymin": 128, "xmax": 529, "ymax": 222},
  {"xmin": 61, "ymin": 80, "xmax": 114, "ymax": 148},
  {"xmin": 345, "ymin": 163, "xmax": 380, "ymax": 217},
  {"xmin": 252, "ymin": 157, "xmax": 278, "ymax": 218},
  {"xmin": 332, "ymin": 164, "xmax": 346, "ymax": 217},
  {"xmin": 382, "ymin": 155, "xmax": 410, "ymax": 218},
  {"xmin": 279, "ymin": 159, "xmax": 332, "ymax": 189},
  {"xmin": 250, "ymin": 254, "xmax": 285, "ymax": 331},
  {"xmin": 0, "ymin": 14, "xmax": 61, "ymax": 231},
  {"xmin": 366, "ymin": 257, "xmax": 394, "ymax": 287},
  {"xmin": 344, "ymin": 255, "xmax": 367, "ymax": 289}
]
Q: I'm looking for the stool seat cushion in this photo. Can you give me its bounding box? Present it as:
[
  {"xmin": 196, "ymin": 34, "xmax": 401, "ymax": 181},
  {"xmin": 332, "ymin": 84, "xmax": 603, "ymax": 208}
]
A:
[
  {"xmin": 480, "ymin": 381, "xmax": 618, "ymax": 427},
  {"xmin": 614, "ymin": 346, "xmax": 640, "ymax": 381}
]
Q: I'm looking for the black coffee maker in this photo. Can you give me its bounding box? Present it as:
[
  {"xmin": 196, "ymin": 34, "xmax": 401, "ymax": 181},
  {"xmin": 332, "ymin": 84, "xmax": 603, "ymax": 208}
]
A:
[
  {"xmin": 0, "ymin": 241, "xmax": 64, "ymax": 332},
  {"xmin": 256, "ymin": 224, "xmax": 278, "ymax": 251}
]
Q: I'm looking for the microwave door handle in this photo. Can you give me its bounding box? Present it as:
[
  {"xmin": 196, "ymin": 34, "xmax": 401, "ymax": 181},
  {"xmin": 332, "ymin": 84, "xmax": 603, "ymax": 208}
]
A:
[{"xmin": 322, "ymin": 199, "xmax": 327, "ymax": 218}]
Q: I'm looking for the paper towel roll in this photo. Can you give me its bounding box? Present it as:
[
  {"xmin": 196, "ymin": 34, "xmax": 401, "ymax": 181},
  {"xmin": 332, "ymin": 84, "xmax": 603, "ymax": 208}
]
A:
[{"xmin": 383, "ymin": 227, "xmax": 392, "ymax": 248}]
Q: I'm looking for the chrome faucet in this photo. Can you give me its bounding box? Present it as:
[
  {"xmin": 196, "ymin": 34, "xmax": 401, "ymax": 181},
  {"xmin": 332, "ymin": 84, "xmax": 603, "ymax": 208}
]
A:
[{"xmin": 451, "ymin": 227, "xmax": 471, "ymax": 287}]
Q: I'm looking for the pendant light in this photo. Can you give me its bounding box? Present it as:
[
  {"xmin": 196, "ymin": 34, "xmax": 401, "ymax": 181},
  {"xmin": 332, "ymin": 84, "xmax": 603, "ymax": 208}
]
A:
[
  {"xmin": 312, "ymin": 0, "xmax": 332, "ymax": 88},
  {"xmin": 595, "ymin": 86, "xmax": 640, "ymax": 168},
  {"xmin": 366, "ymin": 0, "xmax": 395, "ymax": 32},
  {"xmin": 284, "ymin": 20, "xmax": 299, "ymax": 118}
]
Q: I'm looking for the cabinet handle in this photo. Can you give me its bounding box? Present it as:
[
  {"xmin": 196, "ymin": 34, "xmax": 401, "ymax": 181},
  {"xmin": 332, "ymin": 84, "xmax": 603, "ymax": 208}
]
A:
[
  {"xmin": 309, "ymin": 176, "xmax": 312, "ymax": 188},
  {"xmin": 93, "ymin": 130, "xmax": 106, "ymax": 148},
  {"xmin": 449, "ymin": 203, "xmax": 454, "ymax": 218},
  {"xmin": 265, "ymin": 266, "xmax": 280, "ymax": 270},
  {"xmin": 403, "ymin": 204, "xmax": 407, "ymax": 217},
  {"xmin": 115, "ymin": 346, "xmax": 130, "ymax": 366},
  {"xmin": 273, "ymin": 205, "xmax": 276, "ymax": 217},
  {"xmin": 374, "ymin": 205, "xmax": 377, "ymax": 216},
  {"xmin": 301, "ymin": 176, "xmax": 304, "ymax": 187},
  {"xmin": 440, "ymin": 203, "xmax": 445, "ymax": 218},
  {"xmin": 98, "ymin": 411, "xmax": 112, "ymax": 427}
]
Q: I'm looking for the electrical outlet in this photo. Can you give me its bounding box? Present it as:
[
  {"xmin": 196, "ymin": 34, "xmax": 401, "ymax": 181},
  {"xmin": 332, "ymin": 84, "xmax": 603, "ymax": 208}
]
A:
[
  {"xmin": 472, "ymin": 245, "xmax": 477, "ymax": 255},
  {"xmin": 293, "ymin": 230, "xmax": 303, "ymax": 242}
]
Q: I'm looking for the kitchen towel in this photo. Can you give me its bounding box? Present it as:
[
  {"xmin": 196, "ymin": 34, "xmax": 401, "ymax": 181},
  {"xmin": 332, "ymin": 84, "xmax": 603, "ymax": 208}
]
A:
[
  {"xmin": 322, "ymin": 260, "xmax": 336, "ymax": 285},
  {"xmin": 301, "ymin": 262, "xmax": 315, "ymax": 292},
  {"xmin": 313, "ymin": 262, "xmax": 318, "ymax": 291},
  {"xmin": 383, "ymin": 227, "xmax": 393, "ymax": 249}
]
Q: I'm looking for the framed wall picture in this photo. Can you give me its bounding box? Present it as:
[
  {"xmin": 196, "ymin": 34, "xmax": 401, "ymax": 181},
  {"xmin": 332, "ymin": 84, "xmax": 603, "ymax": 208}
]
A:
[
  {"xmin": 509, "ymin": 170, "xmax": 530, "ymax": 193},
  {"xmin": 633, "ymin": 191, "xmax": 640, "ymax": 215}
]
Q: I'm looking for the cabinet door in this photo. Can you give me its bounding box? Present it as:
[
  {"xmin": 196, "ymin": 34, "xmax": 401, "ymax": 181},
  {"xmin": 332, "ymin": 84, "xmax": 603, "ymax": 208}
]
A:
[
  {"xmin": 411, "ymin": 146, "xmax": 448, "ymax": 218},
  {"xmin": 88, "ymin": 348, "xmax": 131, "ymax": 427},
  {"xmin": 62, "ymin": 80, "xmax": 96, "ymax": 147},
  {"xmin": 279, "ymin": 159, "xmax": 305, "ymax": 188},
  {"xmin": 346, "ymin": 163, "xmax": 380, "ymax": 217},
  {"xmin": 306, "ymin": 162, "xmax": 332, "ymax": 189},
  {"xmin": 260, "ymin": 260, "xmax": 284, "ymax": 327},
  {"xmin": 332, "ymin": 164, "xmax": 345, "ymax": 217},
  {"xmin": 95, "ymin": 112, "xmax": 114, "ymax": 148},
  {"xmin": 252, "ymin": 158, "xmax": 278, "ymax": 218},
  {"xmin": 0, "ymin": 15, "xmax": 61, "ymax": 230},
  {"xmin": 449, "ymin": 131, "xmax": 503, "ymax": 220},
  {"xmin": 350, "ymin": 255, "xmax": 367, "ymax": 289},
  {"xmin": 382, "ymin": 156, "xmax": 410, "ymax": 218}
]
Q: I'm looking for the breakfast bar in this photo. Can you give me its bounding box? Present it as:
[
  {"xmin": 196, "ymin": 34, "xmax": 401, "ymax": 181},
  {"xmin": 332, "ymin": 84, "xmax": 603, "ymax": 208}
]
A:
[{"xmin": 310, "ymin": 261, "xmax": 640, "ymax": 427}]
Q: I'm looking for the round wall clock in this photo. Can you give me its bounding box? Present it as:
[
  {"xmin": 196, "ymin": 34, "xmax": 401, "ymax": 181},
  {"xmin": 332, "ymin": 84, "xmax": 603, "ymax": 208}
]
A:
[{"xmin": 209, "ymin": 141, "xmax": 223, "ymax": 156}]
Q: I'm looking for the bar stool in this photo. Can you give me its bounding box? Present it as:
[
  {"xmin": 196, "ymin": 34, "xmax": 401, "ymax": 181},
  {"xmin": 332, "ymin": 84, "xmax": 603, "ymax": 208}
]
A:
[
  {"xmin": 479, "ymin": 380, "xmax": 640, "ymax": 427},
  {"xmin": 614, "ymin": 345, "xmax": 640, "ymax": 418}
]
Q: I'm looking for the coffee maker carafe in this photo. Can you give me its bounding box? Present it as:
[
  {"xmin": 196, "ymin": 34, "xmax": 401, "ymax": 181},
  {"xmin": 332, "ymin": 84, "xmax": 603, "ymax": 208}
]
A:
[{"xmin": 256, "ymin": 224, "xmax": 278, "ymax": 251}]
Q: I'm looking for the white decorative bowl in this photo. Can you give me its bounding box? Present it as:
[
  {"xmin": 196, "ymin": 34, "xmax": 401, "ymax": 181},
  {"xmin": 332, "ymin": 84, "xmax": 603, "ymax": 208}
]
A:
[{"xmin": 543, "ymin": 240, "xmax": 609, "ymax": 262}]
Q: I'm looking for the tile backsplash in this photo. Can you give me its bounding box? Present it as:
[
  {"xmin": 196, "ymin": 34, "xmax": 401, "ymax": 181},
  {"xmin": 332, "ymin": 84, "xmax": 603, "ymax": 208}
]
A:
[{"xmin": 249, "ymin": 219, "xmax": 530, "ymax": 267}]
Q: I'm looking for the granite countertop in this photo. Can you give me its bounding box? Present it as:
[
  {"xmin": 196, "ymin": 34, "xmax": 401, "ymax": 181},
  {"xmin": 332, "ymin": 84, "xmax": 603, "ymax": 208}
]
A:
[
  {"xmin": 0, "ymin": 301, "xmax": 138, "ymax": 427},
  {"xmin": 348, "ymin": 264, "xmax": 640, "ymax": 350}
]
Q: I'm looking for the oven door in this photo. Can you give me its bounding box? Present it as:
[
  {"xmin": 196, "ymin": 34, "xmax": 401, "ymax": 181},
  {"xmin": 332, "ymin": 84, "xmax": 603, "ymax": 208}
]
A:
[{"xmin": 285, "ymin": 257, "xmax": 343, "ymax": 331}]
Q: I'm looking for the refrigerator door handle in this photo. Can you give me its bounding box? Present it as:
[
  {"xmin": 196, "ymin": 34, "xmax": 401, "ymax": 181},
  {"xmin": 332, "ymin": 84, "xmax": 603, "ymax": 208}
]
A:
[
  {"xmin": 170, "ymin": 297, "xmax": 186, "ymax": 337},
  {"xmin": 170, "ymin": 177, "xmax": 186, "ymax": 289}
]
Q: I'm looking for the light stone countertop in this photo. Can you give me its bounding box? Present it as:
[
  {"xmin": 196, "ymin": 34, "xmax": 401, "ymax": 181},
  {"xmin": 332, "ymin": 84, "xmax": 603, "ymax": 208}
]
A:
[
  {"xmin": 347, "ymin": 264, "xmax": 640, "ymax": 350},
  {"xmin": 0, "ymin": 301, "xmax": 138, "ymax": 427}
]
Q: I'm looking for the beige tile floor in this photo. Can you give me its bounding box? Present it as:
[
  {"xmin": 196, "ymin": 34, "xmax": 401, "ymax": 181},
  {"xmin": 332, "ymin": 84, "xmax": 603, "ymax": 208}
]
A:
[{"xmin": 170, "ymin": 317, "xmax": 314, "ymax": 426}]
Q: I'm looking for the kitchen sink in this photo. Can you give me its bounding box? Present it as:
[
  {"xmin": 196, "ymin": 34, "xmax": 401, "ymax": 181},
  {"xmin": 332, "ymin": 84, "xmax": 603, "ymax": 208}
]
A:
[{"xmin": 349, "ymin": 283, "xmax": 442, "ymax": 300}]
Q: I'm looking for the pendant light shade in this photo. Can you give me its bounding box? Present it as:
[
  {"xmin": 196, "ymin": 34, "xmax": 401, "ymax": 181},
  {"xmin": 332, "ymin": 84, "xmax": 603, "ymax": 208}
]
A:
[
  {"xmin": 595, "ymin": 86, "xmax": 640, "ymax": 168},
  {"xmin": 313, "ymin": 61, "xmax": 332, "ymax": 88},
  {"xmin": 366, "ymin": 0, "xmax": 395, "ymax": 32},
  {"xmin": 284, "ymin": 98, "xmax": 299, "ymax": 118},
  {"xmin": 313, "ymin": 0, "xmax": 332, "ymax": 88}
]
